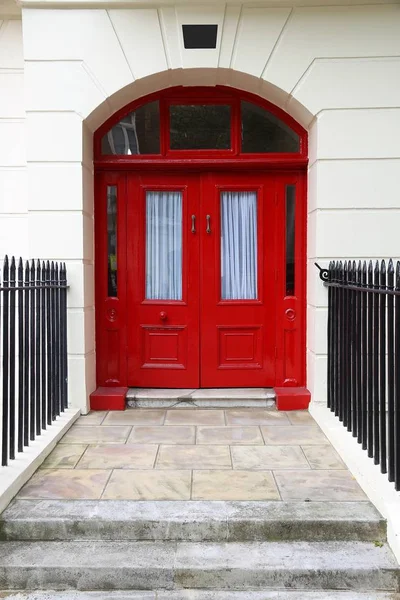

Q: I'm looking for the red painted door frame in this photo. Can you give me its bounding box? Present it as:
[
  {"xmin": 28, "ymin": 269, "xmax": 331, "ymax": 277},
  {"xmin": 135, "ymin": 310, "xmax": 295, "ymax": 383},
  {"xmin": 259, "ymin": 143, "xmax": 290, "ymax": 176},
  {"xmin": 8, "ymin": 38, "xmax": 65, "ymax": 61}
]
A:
[{"xmin": 92, "ymin": 86, "xmax": 309, "ymax": 410}]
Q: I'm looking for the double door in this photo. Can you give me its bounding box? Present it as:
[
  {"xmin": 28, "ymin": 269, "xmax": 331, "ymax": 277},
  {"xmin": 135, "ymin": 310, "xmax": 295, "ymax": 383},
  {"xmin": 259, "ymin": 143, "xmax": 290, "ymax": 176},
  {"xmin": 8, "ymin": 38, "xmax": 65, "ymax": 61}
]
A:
[{"xmin": 127, "ymin": 172, "xmax": 276, "ymax": 388}]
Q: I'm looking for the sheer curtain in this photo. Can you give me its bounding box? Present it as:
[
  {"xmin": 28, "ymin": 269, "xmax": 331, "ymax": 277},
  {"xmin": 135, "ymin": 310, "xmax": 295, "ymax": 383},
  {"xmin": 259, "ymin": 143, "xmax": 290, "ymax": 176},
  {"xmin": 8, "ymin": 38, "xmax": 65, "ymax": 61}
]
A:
[
  {"xmin": 221, "ymin": 191, "xmax": 257, "ymax": 300},
  {"xmin": 146, "ymin": 191, "xmax": 182, "ymax": 300}
]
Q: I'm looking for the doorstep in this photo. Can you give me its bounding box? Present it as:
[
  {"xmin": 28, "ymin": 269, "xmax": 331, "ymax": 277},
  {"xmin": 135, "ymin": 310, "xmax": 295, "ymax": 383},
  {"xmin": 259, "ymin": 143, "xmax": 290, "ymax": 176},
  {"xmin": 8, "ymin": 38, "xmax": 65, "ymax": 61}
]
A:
[{"xmin": 126, "ymin": 388, "xmax": 276, "ymax": 409}]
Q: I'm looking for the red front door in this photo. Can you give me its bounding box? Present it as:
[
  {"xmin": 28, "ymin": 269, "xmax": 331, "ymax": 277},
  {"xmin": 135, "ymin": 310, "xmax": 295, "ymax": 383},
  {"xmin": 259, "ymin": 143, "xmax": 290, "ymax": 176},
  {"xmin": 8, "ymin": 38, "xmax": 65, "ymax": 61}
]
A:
[{"xmin": 126, "ymin": 171, "xmax": 276, "ymax": 388}]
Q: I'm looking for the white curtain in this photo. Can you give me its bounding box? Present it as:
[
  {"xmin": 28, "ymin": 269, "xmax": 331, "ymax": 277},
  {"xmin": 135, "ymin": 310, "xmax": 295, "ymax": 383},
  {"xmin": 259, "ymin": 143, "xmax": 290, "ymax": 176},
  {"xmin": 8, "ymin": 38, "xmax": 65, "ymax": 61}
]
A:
[
  {"xmin": 221, "ymin": 191, "xmax": 257, "ymax": 300},
  {"xmin": 146, "ymin": 191, "xmax": 182, "ymax": 300}
]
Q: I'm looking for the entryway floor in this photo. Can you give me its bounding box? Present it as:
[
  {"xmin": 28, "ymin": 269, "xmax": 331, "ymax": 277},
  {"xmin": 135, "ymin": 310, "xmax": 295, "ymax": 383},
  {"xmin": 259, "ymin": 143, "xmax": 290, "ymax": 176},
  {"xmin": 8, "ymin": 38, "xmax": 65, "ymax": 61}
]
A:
[
  {"xmin": 16, "ymin": 408, "xmax": 367, "ymax": 502},
  {"xmin": 18, "ymin": 408, "xmax": 367, "ymax": 502}
]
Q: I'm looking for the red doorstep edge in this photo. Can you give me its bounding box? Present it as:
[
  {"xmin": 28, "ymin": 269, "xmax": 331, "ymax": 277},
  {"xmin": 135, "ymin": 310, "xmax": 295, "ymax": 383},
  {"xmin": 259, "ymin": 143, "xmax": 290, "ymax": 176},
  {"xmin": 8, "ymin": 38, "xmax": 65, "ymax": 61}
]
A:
[
  {"xmin": 90, "ymin": 386, "xmax": 127, "ymax": 411},
  {"xmin": 274, "ymin": 387, "xmax": 311, "ymax": 411}
]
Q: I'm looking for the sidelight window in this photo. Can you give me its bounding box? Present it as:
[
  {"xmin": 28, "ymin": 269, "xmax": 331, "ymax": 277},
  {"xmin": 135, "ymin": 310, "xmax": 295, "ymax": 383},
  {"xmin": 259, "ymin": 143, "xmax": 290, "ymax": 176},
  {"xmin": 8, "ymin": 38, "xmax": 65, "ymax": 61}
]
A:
[
  {"xmin": 107, "ymin": 185, "xmax": 118, "ymax": 297},
  {"xmin": 285, "ymin": 185, "xmax": 296, "ymax": 296}
]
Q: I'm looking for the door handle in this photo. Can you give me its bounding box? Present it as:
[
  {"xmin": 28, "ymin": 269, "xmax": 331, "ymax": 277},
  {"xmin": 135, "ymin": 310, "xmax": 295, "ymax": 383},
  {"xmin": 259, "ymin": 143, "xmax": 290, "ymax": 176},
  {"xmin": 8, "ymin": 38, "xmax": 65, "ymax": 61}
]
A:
[
  {"xmin": 191, "ymin": 215, "xmax": 196, "ymax": 234},
  {"xmin": 206, "ymin": 215, "xmax": 211, "ymax": 234}
]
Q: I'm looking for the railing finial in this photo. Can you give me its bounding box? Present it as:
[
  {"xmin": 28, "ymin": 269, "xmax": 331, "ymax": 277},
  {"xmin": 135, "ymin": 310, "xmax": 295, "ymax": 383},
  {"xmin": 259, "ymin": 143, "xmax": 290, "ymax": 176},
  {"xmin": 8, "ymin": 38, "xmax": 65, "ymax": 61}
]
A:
[{"xmin": 314, "ymin": 262, "xmax": 330, "ymax": 282}]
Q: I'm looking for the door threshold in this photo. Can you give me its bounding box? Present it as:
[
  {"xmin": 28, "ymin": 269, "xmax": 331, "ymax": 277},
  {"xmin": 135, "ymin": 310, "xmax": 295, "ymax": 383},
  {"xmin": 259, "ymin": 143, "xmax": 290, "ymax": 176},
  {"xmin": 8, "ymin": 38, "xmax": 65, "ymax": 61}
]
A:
[{"xmin": 126, "ymin": 388, "xmax": 276, "ymax": 409}]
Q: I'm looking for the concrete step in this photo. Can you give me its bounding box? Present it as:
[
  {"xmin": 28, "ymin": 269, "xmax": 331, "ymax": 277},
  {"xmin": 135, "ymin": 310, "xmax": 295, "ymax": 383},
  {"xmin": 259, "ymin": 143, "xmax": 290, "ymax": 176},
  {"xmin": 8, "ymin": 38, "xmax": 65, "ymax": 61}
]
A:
[
  {"xmin": 0, "ymin": 540, "xmax": 398, "ymax": 592},
  {"xmin": 126, "ymin": 388, "xmax": 276, "ymax": 408},
  {"xmin": 0, "ymin": 500, "xmax": 386, "ymax": 543},
  {"xmin": 2, "ymin": 592, "xmax": 400, "ymax": 600}
]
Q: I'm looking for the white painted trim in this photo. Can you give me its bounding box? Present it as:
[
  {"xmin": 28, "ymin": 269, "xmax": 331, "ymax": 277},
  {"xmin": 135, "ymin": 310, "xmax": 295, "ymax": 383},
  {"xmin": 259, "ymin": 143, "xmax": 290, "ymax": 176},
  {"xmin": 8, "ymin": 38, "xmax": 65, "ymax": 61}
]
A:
[
  {"xmin": 309, "ymin": 402, "xmax": 400, "ymax": 564},
  {"xmin": 0, "ymin": 408, "xmax": 80, "ymax": 515}
]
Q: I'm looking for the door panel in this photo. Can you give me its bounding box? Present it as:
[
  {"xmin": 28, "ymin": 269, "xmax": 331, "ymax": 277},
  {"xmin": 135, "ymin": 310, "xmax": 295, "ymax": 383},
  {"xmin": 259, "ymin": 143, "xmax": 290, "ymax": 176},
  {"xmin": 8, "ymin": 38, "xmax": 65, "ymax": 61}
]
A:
[
  {"xmin": 200, "ymin": 173, "xmax": 276, "ymax": 387},
  {"xmin": 127, "ymin": 173, "xmax": 200, "ymax": 388}
]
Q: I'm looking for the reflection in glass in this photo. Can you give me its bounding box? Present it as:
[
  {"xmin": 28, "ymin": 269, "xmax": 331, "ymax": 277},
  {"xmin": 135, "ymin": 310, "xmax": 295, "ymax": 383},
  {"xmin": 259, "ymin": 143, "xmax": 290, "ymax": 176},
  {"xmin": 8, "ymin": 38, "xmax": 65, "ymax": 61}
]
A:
[
  {"xmin": 107, "ymin": 185, "xmax": 117, "ymax": 297},
  {"xmin": 221, "ymin": 191, "xmax": 257, "ymax": 300},
  {"xmin": 146, "ymin": 191, "xmax": 182, "ymax": 300},
  {"xmin": 241, "ymin": 101, "xmax": 300, "ymax": 153},
  {"xmin": 286, "ymin": 185, "xmax": 296, "ymax": 296},
  {"xmin": 170, "ymin": 105, "xmax": 231, "ymax": 150},
  {"xmin": 101, "ymin": 101, "xmax": 160, "ymax": 155}
]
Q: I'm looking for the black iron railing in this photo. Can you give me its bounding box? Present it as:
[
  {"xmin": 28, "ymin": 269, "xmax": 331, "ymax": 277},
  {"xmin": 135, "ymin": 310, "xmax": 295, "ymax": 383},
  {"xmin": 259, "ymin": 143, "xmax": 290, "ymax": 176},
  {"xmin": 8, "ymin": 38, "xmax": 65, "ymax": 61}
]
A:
[
  {"xmin": 317, "ymin": 260, "xmax": 400, "ymax": 491},
  {"xmin": 1, "ymin": 256, "xmax": 68, "ymax": 466}
]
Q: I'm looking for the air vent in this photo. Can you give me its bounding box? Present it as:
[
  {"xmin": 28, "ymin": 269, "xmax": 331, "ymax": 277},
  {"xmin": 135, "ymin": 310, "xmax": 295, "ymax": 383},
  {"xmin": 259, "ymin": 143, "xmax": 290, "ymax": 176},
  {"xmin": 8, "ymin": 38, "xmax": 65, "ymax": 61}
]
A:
[{"xmin": 182, "ymin": 24, "xmax": 218, "ymax": 49}]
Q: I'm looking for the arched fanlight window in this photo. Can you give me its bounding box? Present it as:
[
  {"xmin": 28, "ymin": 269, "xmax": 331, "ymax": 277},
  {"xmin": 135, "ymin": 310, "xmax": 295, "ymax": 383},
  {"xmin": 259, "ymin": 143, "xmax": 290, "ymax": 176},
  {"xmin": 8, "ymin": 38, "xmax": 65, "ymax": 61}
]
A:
[
  {"xmin": 241, "ymin": 101, "xmax": 299, "ymax": 153},
  {"xmin": 99, "ymin": 88, "xmax": 305, "ymax": 158},
  {"xmin": 101, "ymin": 101, "xmax": 160, "ymax": 155}
]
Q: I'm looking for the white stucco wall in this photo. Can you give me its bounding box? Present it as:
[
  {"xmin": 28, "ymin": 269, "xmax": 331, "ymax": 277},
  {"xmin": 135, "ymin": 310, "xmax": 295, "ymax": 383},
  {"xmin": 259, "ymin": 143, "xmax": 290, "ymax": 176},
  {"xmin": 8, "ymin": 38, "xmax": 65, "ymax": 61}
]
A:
[
  {"xmin": 1, "ymin": 3, "xmax": 400, "ymax": 411},
  {"xmin": 0, "ymin": 19, "xmax": 27, "ymax": 259}
]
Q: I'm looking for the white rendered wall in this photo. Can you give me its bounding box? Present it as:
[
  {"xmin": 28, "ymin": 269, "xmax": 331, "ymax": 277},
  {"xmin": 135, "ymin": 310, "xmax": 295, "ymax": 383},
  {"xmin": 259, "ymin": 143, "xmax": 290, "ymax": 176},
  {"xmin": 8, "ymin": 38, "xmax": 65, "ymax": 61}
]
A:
[
  {"xmin": 11, "ymin": 3, "xmax": 400, "ymax": 411},
  {"xmin": 0, "ymin": 19, "xmax": 28, "ymax": 260}
]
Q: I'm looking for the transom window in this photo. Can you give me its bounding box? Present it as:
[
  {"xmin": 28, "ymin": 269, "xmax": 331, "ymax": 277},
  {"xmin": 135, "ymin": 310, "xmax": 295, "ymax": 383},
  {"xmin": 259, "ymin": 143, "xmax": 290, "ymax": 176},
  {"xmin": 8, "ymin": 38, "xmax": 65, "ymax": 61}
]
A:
[{"xmin": 96, "ymin": 87, "xmax": 306, "ymax": 159}]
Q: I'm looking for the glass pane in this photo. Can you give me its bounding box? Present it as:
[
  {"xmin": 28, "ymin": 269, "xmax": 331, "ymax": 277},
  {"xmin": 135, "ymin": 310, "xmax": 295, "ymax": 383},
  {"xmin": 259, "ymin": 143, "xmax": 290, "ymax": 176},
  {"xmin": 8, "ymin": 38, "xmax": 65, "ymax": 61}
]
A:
[
  {"xmin": 241, "ymin": 101, "xmax": 300, "ymax": 153},
  {"xmin": 146, "ymin": 191, "xmax": 182, "ymax": 300},
  {"xmin": 107, "ymin": 185, "xmax": 117, "ymax": 297},
  {"xmin": 102, "ymin": 101, "xmax": 160, "ymax": 155},
  {"xmin": 221, "ymin": 191, "xmax": 257, "ymax": 300},
  {"xmin": 170, "ymin": 105, "xmax": 231, "ymax": 150},
  {"xmin": 286, "ymin": 185, "xmax": 296, "ymax": 296}
]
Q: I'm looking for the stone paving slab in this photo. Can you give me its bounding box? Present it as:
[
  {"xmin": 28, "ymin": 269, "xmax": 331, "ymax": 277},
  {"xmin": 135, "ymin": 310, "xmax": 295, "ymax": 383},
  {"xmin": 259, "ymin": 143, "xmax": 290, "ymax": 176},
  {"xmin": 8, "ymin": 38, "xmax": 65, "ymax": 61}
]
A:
[
  {"xmin": 40, "ymin": 445, "xmax": 88, "ymax": 469},
  {"xmin": 60, "ymin": 426, "xmax": 131, "ymax": 445},
  {"xmin": 274, "ymin": 470, "xmax": 368, "ymax": 502},
  {"xmin": 128, "ymin": 426, "xmax": 195, "ymax": 445},
  {"xmin": 261, "ymin": 425, "xmax": 330, "ymax": 445},
  {"xmin": 165, "ymin": 410, "xmax": 225, "ymax": 426},
  {"xmin": 196, "ymin": 426, "xmax": 264, "ymax": 445},
  {"xmin": 103, "ymin": 411, "xmax": 166, "ymax": 426},
  {"xmin": 102, "ymin": 470, "xmax": 192, "ymax": 500},
  {"xmin": 17, "ymin": 470, "xmax": 111, "ymax": 500},
  {"xmin": 231, "ymin": 445, "xmax": 309, "ymax": 470},
  {"xmin": 225, "ymin": 410, "xmax": 290, "ymax": 426},
  {"xmin": 76, "ymin": 445, "xmax": 157, "ymax": 470},
  {"xmin": 301, "ymin": 445, "xmax": 346, "ymax": 470},
  {"xmin": 156, "ymin": 446, "xmax": 232, "ymax": 469},
  {"xmin": 192, "ymin": 470, "xmax": 280, "ymax": 501}
]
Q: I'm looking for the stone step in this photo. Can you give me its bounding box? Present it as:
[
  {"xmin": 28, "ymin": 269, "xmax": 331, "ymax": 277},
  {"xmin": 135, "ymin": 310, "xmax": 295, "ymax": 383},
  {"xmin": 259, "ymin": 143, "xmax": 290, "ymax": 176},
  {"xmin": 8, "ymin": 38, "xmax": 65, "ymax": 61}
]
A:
[
  {"xmin": 126, "ymin": 388, "xmax": 276, "ymax": 408},
  {"xmin": 2, "ymin": 592, "xmax": 400, "ymax": 600},
  {"xmin": 0, "ymin": 541, "xmax": 399, "ymax": 592},
  {"xmin": 0, "ymin": 500, "xmax": 386, "ymax": 543}
]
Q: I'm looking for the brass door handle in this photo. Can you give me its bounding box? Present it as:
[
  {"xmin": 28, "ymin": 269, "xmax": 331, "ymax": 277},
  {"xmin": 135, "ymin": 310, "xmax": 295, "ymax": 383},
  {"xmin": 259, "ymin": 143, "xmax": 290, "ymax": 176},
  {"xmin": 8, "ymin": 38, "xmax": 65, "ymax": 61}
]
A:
[
  {"xmin": 191, "ymin": 215, "xmax": 196, "ymax": 234},
  {"xmin": 206, "ymin": 215, "xmax": 211, "ymax": 234}
]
